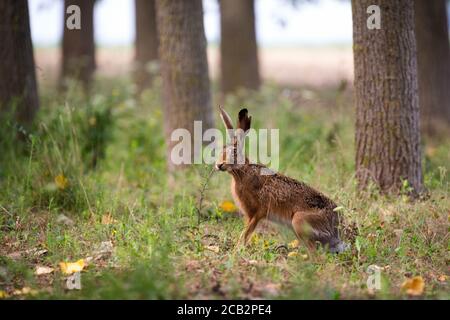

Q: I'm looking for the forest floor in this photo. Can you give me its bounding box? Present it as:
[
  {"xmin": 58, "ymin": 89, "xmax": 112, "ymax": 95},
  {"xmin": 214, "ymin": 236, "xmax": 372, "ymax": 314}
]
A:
[{"xmin": 0, "ymin": 77, "xmax": 449, "ymax": 299}]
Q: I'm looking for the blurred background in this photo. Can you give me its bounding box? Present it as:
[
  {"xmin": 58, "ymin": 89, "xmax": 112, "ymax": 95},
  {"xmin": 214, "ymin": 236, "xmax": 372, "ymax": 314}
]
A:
[{"xmin": 30, "ymin": 0, "xmax": 357, "ymax": 87}]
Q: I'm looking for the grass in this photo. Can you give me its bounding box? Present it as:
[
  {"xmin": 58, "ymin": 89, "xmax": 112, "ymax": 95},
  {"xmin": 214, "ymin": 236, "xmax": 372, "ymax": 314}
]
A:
[{"xmin": 0, "ymin": 78, "xmax": 448, "ymax": 300}]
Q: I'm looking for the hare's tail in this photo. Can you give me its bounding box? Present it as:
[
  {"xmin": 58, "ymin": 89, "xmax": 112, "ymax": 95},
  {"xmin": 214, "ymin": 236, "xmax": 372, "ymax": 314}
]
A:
[{"xmin": 329, "ymin": 238, "xmax": 349, "ymax": 254}]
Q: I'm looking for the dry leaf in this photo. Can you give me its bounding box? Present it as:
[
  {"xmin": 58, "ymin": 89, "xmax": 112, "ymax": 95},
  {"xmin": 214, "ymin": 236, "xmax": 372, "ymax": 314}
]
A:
[
  {"xmin": 54, "ymin": 174, "xmax": 69, "ymax": 190},
  {"xmin": 101, "ymin": 213, "xmax": 117, "ymax": 225},
  {"xmin": 59, "ymin": 259, "xmax": 85, "ymax": 274},
  {"xmin": 13, "ymin": 287, "xmax": 38, "ymax": 296},
  {"xmin": 401, "ymin": 276, "xmax": 425, "ymax": 296},
  {"xmin": 438, "ymin": 275, "xmax": 447, "ymax": 282},
  {"xmin": 288, "ymin": 239, "xmax": 299, "ymax": 249},
  {"xmin": 35, "ymin": 266, "xmax": 54, "ymax": 276},
  {"xmin": 219, "ymin": 201, "xmax": 237, "ymax": 213},
  {"xmin": 287, "ymin": 251, "xmax": 298, "ymax": 258},
  {"xmin": 0, "ymin": 290, "xmax": 8, "ymax": 299},
  {"xmin": 205, "ymin": 245, "xmax": 220, "ymax": 253},
  {"xmin": 7, "ymin": 248, "xmax": 48, "ymax": 260}
]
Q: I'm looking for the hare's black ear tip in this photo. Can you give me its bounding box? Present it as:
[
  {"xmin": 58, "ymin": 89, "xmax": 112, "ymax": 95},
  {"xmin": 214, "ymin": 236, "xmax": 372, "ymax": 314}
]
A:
[{"xmin": 238, "ymin": 108, "xmax": 249, "ymax": 116}]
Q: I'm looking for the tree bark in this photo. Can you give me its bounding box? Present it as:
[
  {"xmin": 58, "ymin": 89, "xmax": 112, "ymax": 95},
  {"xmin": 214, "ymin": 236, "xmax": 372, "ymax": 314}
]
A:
[
  {"xmin": 134, "ymin": 0, "xmax": 159, "ymax": 92},
  {"xmin": 352, "ymin": 0, "xmax": 423, "ymax": 195},
  {"xmin": 0, "ymin": 0, "xmax": 39, "ymax": 125},
  {"xmin": 156, "ymin": 0, "xmax": 214, "ymax": 171},
  {"xmin": 414, "ymin": 0, "xmax": 450, "ymax": 136},
  {"xmin": 60, "ymin": 0, "xmax": 96, "ymax": 91},
  {"xmin": 220, "ymin": 0, "xmax": 260, "ymax": 94}
]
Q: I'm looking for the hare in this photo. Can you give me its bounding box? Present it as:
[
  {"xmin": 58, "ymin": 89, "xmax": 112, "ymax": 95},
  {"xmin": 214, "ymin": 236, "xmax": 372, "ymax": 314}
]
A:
[{"xmin": 215, "ymin": 107, "xmax": 347, "ymax": 253}]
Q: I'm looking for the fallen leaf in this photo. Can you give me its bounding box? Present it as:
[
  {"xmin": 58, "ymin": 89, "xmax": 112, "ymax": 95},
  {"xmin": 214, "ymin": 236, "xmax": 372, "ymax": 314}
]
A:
[
  {"xmin": 438, "ymin": 275, "xmax": 447, "ymax": 282},
  {"xmin": 205, "ymin": 245, "xmax": 220, "ymax": 253},
  {"xmin": 0, "ymin": 290, "xmax": 8, "ymax": 299},
  {"xmin": 35, "ymin": 266, "xmax": 54, "ymax": 276},
  {"xmin": 288, "ymin": 239, "xmax": 299, "ymax": 249},
  {"xmin": 101, "ymin": 213, "xmax": 117, "ymax": 225},
  {"xmin": 287, "ymin": 251, "xmax": 298, "ymax": 258},
  {"xmin": 13, "ymin": 287, "xmax": 38, "ymax": 296},
  {"xmin": 7, "ymin": 248, "xmax": 48, "ymax": 260},
  {"xmin": 219, "ymin": 201, "xmax": 237, "ymax": 213},
  {"xmin": 54, "ymin": 174, "xmax": 69, "ymax": 190},
  {"xmin": 59, "ymin": 259, "xmax": 85, "ymax": 275},
  {"xmin": 401, "ymin": 276, "xmax": 425, "ymax": 296}
]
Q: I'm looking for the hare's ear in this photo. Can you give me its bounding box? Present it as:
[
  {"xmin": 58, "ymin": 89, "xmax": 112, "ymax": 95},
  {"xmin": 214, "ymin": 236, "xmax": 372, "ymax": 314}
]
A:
[
  {"xmin": 237, "ymin": 108, "xmax": 251, "ymax": 132},
  {"xmin": 219, "ymin": 106, "xmax": 234, "ymax": 141},
  {"xmin": 236, "ymin": 108, "xmax": 252, "ymax": 147}
]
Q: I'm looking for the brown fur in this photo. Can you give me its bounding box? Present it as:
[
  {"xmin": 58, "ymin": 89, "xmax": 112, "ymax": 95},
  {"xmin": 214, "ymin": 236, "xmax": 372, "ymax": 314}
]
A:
[{"xmin": 216, "ymin": 108, "xmax": 345, "ymax": 252}]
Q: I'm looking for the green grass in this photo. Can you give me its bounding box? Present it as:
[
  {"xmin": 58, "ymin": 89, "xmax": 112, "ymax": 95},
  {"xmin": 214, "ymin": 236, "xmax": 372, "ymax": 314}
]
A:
[{"xmin": 0, "ymin": 79, "xmax": 449, "ymax": 300}]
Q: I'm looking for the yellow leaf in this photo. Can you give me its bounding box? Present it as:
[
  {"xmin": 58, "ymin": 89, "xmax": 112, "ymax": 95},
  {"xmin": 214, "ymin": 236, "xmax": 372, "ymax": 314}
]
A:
[
  {"xmin": 54, "ymin": 174, "xmax": 69, "ymax": 190},
  {"xmin": 288, "ymin": 251, "xmax": 298, "ymax": 258},
  {"xmin": 101, "ymin": 213, "xmax": 117, "ymax": 225},
  {"xmin": 219, "ymin": 201, "xmax": 237, "ymax": 213},
  {"xmin": 288, "ymin": 239, "xmax": 300, "ymax": 249},
  {"xmin": 0, "ymin": 290, "xmax": 8, "ymax": 299},
  {"xmin": 438, "ymin": 275, "xmax": 447, "ymax": 282},
  {"xmin": 59, "ymin": 259, "xmax": 85, "ymax": 275},
  {"xmin": 401, "ymin": 276, "xmax": 425, "ymax": 296}
]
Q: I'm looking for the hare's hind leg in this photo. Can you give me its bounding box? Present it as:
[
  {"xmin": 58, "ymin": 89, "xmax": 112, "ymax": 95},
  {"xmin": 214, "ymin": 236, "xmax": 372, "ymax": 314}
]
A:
[{"xmin": 291, "ymin": 212, "xmax": 316, "ymax": 251}]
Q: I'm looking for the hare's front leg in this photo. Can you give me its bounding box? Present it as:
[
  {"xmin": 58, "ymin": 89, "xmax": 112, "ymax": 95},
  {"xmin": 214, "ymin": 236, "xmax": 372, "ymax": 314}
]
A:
[
  {"xmin": 291, "ymin": 212, "xmax": 316, "ymax": 251},
  {"xmin": 242, "ymin": 216, "xmax": 262, "ymax": 245}
]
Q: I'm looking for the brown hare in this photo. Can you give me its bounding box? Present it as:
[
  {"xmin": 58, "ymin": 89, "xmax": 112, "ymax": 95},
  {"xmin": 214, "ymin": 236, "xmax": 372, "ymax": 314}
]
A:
[{"xmin": 215, "ymin": 107, "xmax": 347, "ymax": 253}]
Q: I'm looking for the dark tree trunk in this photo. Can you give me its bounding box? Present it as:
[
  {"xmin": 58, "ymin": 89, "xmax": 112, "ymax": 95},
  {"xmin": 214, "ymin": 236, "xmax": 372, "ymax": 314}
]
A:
[
  {"xmin": 156, "ymin": 0, "xmax": 214, "ymax": 171},
  {"xmin": 134, "ymin": 0, "xmax": 159, "ymax": 92},
  {"xmin": 352, "ymin": 0, "xmax": 423, "ymax": 195},
  {"xmin": 60, "ymin": 0, "xmax": 96, "ymax": 91},
  {"xmin": 415, "ymin": 0, "xmax": 450, "ymax": 136},
  {"xmin": 0, "ymin": 0, "xmax": 39, "ymax": 126},
  {"xmin": 220, "ymin": 0, "xmax": 260, "ymax": 94}
]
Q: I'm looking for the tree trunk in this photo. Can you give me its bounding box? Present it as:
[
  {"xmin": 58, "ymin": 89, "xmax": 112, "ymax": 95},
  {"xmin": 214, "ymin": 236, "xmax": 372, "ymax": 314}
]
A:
[
  {"xmin": 134, "ymin": 0, "xmax": 159, "ymax": 92},
  {"xmin": 60, "ymin": 0, "xmax": 96, "ymax": 91},
  {"xmin": 352, "ymin": 0, "xmax": 423, "ymax": 195},
  {"xmin": 156, "ymin": 0, "xmax": 214, "ymax": 171},
  {"xmin": 220, "ymin": 0, "xmax": 260, "ymax": 94},
  {"xmin": 414, "ymin": 0, "xmax": 450, "ymax": 136},
  {"xmin": 0, "ymin": 0, "xmax": 39, "ymax": 125}
]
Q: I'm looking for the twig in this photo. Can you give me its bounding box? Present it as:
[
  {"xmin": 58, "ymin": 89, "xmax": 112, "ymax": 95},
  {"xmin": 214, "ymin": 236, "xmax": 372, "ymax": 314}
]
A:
[{"xmin": 196, "ymin": 166, "xmax": 215, "ymax": 225}]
